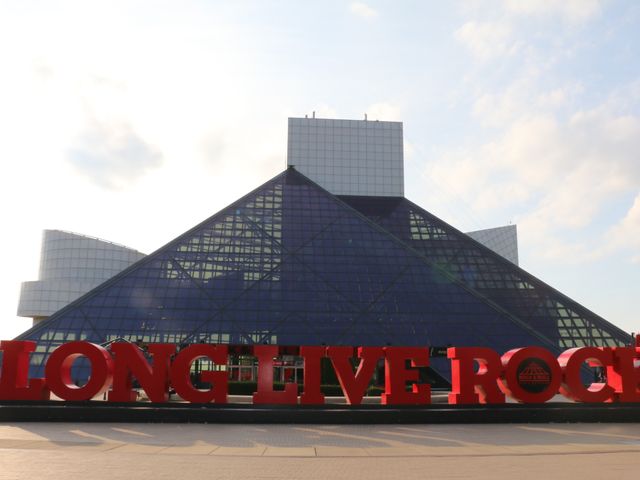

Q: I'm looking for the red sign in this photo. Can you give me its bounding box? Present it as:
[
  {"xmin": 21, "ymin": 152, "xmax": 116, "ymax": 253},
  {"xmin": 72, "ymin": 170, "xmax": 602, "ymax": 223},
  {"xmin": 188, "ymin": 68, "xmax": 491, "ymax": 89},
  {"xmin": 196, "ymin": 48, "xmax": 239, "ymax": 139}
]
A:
[{"xmin": 0, "ymin": 341, "xmax": 639, "ymax": 405}]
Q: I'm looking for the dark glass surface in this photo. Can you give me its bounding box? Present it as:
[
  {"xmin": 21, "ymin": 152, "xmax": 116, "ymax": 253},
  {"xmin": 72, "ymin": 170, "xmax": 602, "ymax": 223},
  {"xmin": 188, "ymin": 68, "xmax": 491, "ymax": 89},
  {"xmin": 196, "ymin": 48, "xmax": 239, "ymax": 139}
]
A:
[
  {"xmin": 17, "ymin": 169, "xmax": 630, "ymax": 382},
  {"xmin": 340, "ymin": 195, "xmax": 630, "ymax": 351}
]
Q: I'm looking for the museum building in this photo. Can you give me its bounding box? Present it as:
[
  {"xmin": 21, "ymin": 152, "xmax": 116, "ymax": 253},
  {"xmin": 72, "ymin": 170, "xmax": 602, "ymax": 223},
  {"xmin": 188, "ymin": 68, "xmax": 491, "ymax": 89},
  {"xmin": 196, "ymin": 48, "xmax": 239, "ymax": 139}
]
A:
[{"xmin": 14, "ymin": 117, "xmax": 632, "ymax": 384}]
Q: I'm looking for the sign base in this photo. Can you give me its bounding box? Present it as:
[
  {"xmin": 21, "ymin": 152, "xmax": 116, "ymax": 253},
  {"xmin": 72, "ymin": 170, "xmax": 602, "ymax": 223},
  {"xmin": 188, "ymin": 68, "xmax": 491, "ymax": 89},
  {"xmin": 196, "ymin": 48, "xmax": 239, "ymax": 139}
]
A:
[{"xmin": 2, "ymin": 401, "xmax": 640, "ymax": 424}]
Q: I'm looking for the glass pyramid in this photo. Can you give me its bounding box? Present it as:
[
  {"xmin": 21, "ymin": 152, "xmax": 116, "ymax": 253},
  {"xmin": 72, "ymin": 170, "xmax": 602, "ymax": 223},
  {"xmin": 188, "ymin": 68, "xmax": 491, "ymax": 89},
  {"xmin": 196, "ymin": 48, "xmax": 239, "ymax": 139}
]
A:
[
  {"xmin": 16, "ymin": 168, "xmax": 630, "ymax": 382},
  {"xmin": 340, "ymin": 195, "xmax": 630, "ymax": 350}
]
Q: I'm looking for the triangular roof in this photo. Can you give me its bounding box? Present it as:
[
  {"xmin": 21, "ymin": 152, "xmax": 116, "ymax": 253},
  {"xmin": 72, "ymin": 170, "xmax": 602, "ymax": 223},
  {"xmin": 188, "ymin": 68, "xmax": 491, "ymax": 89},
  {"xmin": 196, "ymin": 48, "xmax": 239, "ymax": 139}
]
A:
[
  {"xmin": 18, "ymin": 168, "xmax": 630, "ymax": 381},
  {"xmin": 340, "ymin": 195, "xmax": 629, "ymax": 350}
]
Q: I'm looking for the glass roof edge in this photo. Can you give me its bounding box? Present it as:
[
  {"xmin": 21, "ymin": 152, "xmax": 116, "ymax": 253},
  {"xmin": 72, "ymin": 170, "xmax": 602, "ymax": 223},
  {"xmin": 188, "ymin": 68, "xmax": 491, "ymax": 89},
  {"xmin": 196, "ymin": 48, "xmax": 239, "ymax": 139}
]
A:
[
  {"xmin": 15, "ymin": 168, "xmax": 291, "ymax": 342},
  {"xmin": 400, "ymin": 197, "xmax": 632, "ymax": 342},
  {"xmin": 290, "ymin": 169, "xmax": 563, "ymax": 351}
]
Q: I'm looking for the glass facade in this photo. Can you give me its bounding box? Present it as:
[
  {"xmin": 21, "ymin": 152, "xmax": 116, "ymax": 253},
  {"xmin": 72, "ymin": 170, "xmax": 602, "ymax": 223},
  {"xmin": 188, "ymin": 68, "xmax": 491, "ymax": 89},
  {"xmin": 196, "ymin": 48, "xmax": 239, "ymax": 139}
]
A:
[
  {"xmin": 16, "ymin": 168, "xmax": 631, "ymax": 382},
  {"xmin": 340, "ymin": 195, "xmax": 630, "ymax": 350}
]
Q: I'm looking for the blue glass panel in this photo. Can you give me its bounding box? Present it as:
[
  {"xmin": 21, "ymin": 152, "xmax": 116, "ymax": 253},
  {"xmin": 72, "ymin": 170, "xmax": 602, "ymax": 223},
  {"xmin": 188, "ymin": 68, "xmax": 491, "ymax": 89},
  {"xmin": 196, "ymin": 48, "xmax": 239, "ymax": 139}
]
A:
[
  {"xmin": 340, "ymin": 195, "xmax": 631, "ymax": 351},
  {"xmin": 16, "ymin": 169, "xmax": 630, "ymax": 383}
]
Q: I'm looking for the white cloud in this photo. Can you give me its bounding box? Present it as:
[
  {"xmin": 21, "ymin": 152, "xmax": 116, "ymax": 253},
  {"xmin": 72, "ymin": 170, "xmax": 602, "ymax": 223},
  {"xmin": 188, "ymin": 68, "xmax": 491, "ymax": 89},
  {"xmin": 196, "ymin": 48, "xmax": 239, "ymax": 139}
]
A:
[
  {"xmin": 473, "ymin": 77, "xmax": 585, "ymax": 128},
  {"xmin": 443, "ymin": 0, "xmax": 635, "ymax": 267},
  {"xmin": 455, "ymin": 20, "xmax": 519, "ymax": 60},
  {"xmin": 606, "ymin": 193, "xmax": 640, "ymax": 263},
  {"xmin": 366, "ymin": 101, "xmax": 402, "ymax": 121},
  {"xmin": 309, "ymin": 104, "xmax": 339, "ymax": 119},
  {"xmin": 503, "ymin": 0, "xmax": 602, "ymax": 23},
  {"xmin": 424, "ymin": 99, "xmax": 640, "ymax": 264},
  {"xmin": 536, "ymin": 87, "xmax": 571, "ymax": 109},
  {"xmin": 456, "ymin": 0, "xmax": 602, "ymax": 64},
  {"xmin": 349, "ymin": 2, "xmax": 379, "ymax": 19},
  {"xmin": 68, "ymin": 119, "xmax": 163, "ymax": 190}
]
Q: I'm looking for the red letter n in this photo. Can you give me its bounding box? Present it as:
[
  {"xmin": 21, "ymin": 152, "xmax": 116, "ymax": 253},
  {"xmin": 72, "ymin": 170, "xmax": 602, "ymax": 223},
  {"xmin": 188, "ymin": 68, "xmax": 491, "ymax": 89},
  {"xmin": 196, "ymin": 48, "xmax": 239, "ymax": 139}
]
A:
[{"xmin": 108, "ymin": 343, "xmax": 175, "ymax": 403}]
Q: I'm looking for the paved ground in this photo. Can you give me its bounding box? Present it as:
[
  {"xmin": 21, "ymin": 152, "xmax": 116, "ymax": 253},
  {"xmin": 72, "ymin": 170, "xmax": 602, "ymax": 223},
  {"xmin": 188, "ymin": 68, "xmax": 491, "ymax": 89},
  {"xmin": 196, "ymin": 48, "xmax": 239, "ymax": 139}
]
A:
[{"xmin": 1, "ymin": 423, "xmax": 639, "ymax": 479}]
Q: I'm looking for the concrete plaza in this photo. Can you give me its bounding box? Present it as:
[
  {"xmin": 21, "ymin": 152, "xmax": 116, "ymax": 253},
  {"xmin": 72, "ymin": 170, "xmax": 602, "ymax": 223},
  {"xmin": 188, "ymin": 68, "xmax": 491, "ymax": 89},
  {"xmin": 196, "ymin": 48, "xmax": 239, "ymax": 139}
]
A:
[{"xmin": 0, "ymin": 422, "xmax": 639, "ymax": 479}]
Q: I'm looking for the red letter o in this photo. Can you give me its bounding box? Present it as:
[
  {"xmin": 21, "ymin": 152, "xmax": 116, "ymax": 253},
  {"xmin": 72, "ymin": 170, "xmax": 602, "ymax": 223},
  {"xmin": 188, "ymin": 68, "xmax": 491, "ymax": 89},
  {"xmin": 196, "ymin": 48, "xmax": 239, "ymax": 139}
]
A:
[
  {"xmin": 45, "ymin": 342, "xmax": 113, "ymax": 401},
  {"xmin": 499, "ymin": 347, "xmax": 561, "ymax": 403}
]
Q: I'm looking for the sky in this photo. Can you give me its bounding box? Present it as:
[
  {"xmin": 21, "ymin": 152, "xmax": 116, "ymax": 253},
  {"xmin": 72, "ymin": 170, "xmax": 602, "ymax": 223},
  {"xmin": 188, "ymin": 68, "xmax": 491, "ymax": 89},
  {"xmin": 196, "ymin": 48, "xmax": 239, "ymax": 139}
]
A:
[{"xmin": 0, "ymin": 0, "xmax": 639, "ymax": 340}]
